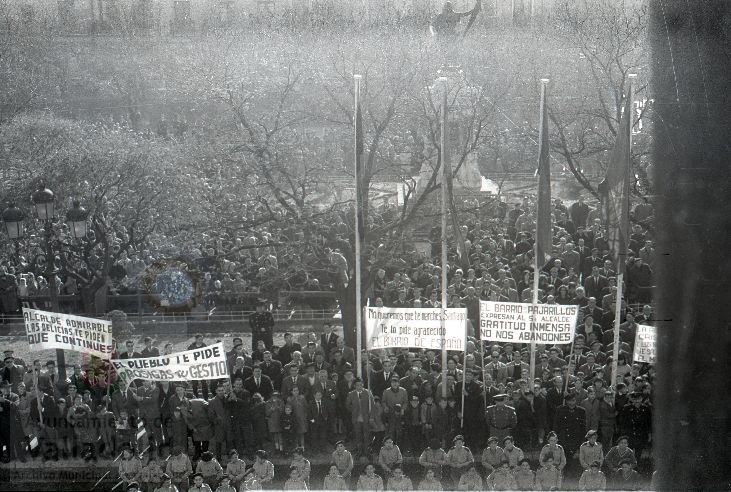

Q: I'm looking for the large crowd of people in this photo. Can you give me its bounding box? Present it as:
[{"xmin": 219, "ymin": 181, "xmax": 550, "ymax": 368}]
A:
[{"xmin": 0, "ymin": 194, "xmax": 656, "ymax": 491}]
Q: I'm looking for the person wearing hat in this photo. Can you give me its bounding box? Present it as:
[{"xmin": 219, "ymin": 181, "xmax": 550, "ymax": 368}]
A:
[
  {"xmin": 579, "ymin": 429, "xmax": 604, "ymax": 470},
  {"xmin": 446, "ymin": 435, "xmax": 474, "ymax": 485},
  {"xmin": 578, "ymin": 460, "xmax": 607, "ymax": 490},
  {"xmin": 249, "ymin": 298, "xmax": 274, "ymax": 352},
  {"xmin": 481, "ymin": 435, "xmax": 507, "ymax": 474},
  {"xmin": 616, "ymin": 391, "xmax": 652, "ymax": 464},
  {"xmin": 330, "ymin": 440, "xmax": 354, "ymax": 479},
  {"xmin": 166, "ymin": 445, "xmax": 193, "ymax": 492},
  {"xmin": 485, "ymin": 392, "xmax": 517, "ymax": 444}
]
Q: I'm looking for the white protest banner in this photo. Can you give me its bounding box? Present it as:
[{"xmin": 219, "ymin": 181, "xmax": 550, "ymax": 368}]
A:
[
  {"xmin": 479, "ymin": 301, "xmax": 579, "ymax": 344},
  {"xmin": 632, "ymin": 324, "xmax": 656, "ymax": 363},
  {"xmin": 111, "ymin": 342, "xmax": 228, "ymax": 388},
  {"xmin": 364, "ymin": 307, "xmax": 467, "ymax": 350},
  {"xmin": 23, "ymin": 307, "xmax": 114, "ymax": 359}
]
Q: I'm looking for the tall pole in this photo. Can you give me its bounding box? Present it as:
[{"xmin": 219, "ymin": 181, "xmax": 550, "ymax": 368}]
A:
[
  {"xmin": 45, "ymin": 222, "xmax": 66, "ymax": 381},
  {"xmin": 354, "ymin": 74, "xmax": 363, "ymax": 380},
  {"xmin": 529, "ymin": 79, "xmax": 549, "ymax": 384},
  {"xmin": 611, "ymin": 73, "xmax": 634, "ymax": 389},
  {"xmin": 439, "ymin": 76, "xmax": 449, "ymax": 399}
]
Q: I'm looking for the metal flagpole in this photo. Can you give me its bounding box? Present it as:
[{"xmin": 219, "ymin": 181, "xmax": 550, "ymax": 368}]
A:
[
  {"xmin": 481, "ymin": 337, "xmax": 488, "ymax": 410},
  {"xmin": 354, "ymin": 74, "xmax": 363, "ymax": 380},
  {"xmin": 439, "ymin": 76, "xmax": 449, "ymax": 399},
  {"xmin": 460, "ymin": 324, "xmax": 468, "ymax": 429},
  {"xmin": 611, "ymin": 74, "xmax": 635, "ymax": 388},
  {"xmin": 529, "ymin": 79, "xmax": 549, "ymax": 384}
]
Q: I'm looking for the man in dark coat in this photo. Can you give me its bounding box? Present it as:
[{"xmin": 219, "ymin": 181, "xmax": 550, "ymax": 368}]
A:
[
  {"xmin": 259, "ymin": 351, "xmax": 282, "ymax": 390},
  {"xmin": 243, "ymin": 366, "xmax": 274, "ymax": 400},
  {"xmin": 515, "ymin": 390, "xmax": 547, "ymax": 451},
  {"xmin": 454, "ymin": 369, "xmax": 485, "ymax": 450},
  {"xmin": 0, "ymin": 381, "xmax": 26, "ymax": 462},
  {"xmin": 30, "ymin": 385, "xmax": 61, "ymax": 460},
  {"xmin": 277, "ymin": 333, "xmax": 301, "ymax": 366},
  {"xmin": 249, "ymin": 298, "xmax": 274, "ymax": 351},
  {"xmin": 553, "ymin": 393, "xmax": 587, "ymax": 461},
  {"xmin": 617, "ymin": 392, "xmax": 652, "ymax": 462}
]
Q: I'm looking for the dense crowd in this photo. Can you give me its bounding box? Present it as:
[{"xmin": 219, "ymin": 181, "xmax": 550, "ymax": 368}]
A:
[{"xmin": 0, "ymin": 194, "xmax": 656, "ymax": 491}]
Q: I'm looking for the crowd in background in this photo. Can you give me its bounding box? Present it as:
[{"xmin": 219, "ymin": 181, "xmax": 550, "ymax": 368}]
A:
[{"xmin": 0, "ymin": 193, "xmax": 656, "ymax": 491}]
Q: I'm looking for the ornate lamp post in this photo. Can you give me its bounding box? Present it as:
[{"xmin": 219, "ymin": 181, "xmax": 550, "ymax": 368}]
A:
[{"xmin": 0, "ymin": 185, "xmax": 90, "ymax": 381}]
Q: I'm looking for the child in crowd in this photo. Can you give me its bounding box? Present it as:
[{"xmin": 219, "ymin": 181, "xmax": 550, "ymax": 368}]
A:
[
  {"xmin": 97, "ymin": 403, "xmax": 116, "ymax": 459},
  {"xmin": 283, "ymin": 466, "xmax": 308, "ymax": 490},
  {"xmin": 405, "ymin": 396, "xmax": 423, "ymax": 455},
  {"xmin": 116, "ymin": 410, "xmax": 135, "ymax": 453},
  {"xmin": 137, "ymin": 455, "xmax": 165, "ymax": 492},
  {"xmin": 514, "ymin": 458, "xmax": 536, "ymax": 490},
  {"xmin": 264, "ymin": 391, "xmax": 284, "ymax": 454},
  {"xmin": 535, "ymin": 455, "xmax": 562, "ymax": 490},
  {"xmin": 250, "ymin": 393, "xmax": 268, "ymax": 451},
  {"xmin": 369, "ymin": 396, "xmax": 386, "ymax": 454},
  {"xmin": 280, "ymin": 404, "xmax": 296, "ymax": 454},
  {"xmin": 286, "ymin": 387, "xmax": 308, "ymax": 450}
]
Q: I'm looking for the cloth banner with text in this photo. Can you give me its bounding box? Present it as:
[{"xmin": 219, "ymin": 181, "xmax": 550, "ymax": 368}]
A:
[
  {"xmin": 632, "ymin": 324, "xmax": 656, "ymax": 363},
  {"xmin": 111, "ymin": 342, "xmax": 229, "ymax": 388},
  {"xmin": 364, "ymin": 307, "xmax": 467, "ymax": 350},
  {"xmin": 23, "ymin": 308, "xmax": 114, "ymax": 359},
  {"xmin": 479, "ymin": 301, "xmax": 579, "ymax": 344}
]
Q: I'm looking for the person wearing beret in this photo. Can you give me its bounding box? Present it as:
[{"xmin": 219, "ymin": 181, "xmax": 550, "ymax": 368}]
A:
[
  {"xmin": 579, "ymin": 429, "xmax": 604, "ymax": 470},
  {"xmin": 481, "ymin": 436, "xmax": 506, "ymax": 474},
  {"xmin": 446, "ymin": 435, "xmax": 474, "ymax": 485},
  {"xmin": 579, "ymin": 460, "xmax": 607, "ymax": 490}
]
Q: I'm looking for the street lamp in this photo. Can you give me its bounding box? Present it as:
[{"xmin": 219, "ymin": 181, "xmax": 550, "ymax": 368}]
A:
[
  {"xmin": 1, "ymin": 203, "xmax": 24, "ymax": 239},
  {"xmin": 31, "ymin": 185, "xmax": 56, "ymax": 221},
  {"xmin": 66, "ymin": 201, "xmax": 89, "ymax": 239}
]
